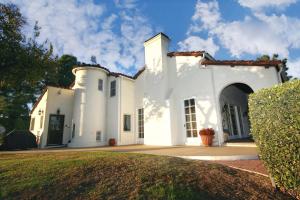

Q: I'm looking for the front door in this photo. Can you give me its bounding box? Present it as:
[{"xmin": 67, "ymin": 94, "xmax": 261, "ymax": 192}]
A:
[
  {"xmin": 47, "ymin": 114, "xmax": 64, "ymax": 145},
  {"xmin": 184, "ymin": 98, "xmax": 198, "ymax": 144}
]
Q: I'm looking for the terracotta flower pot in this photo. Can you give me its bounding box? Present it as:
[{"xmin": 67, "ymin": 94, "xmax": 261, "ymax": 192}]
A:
[
  {"xmin": 199, "ymin": 128, "xmax": 215, "ymax": 146},
  {"xmin": 108, "ymin": 138, "xmax": 116, "ymax": 146},
  {"xmin": 200, "ymin": 135, "xmax": 214, "ymax": 146}
]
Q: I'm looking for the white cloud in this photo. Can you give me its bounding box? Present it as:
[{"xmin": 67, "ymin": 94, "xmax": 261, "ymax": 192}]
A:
[
  {"xmin": 183, "ymin": 0, "xmax": 300, "ymax": 78},
  {"xmin": 188, "ymin": 0, "xmax": 220, "ymax": 33},
  {"xmin": 178, "ymin": 36, "xmax": 219, "ymax": 56},
  {"xmin": 287, "ymin": 58, "xmax": 300, "ymax": 78},
  {"xmin": 238, "ymin": 0, "xmax": 297, "ymax": 10},
  {"xmin": 2, "ymin": 0, "xmax": 153, "ymax": 74}
]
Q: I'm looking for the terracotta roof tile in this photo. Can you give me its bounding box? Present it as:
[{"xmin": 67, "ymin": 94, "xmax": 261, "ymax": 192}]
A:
[
  {"xmin": 167, "ymin": 51, "xmax": 205, "ymax": 57},
  {"xmin": 201, "ymin": 60, "xmax": 282, "ymax": 66},
  {"xmin": 74, "ymin": 64, "xmax": 145, "ymax": 80}
]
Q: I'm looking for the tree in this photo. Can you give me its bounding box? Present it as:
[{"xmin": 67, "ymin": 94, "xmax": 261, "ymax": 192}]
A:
[
  {"xmin": 57, "ymin": 54, "xmax": 78, "ymax": 87},
  {"xmin": 0, "ymin": 3, "xmax": 58, "ymax": 133},
  {"xmin": 256, "ymin": 54, "xmax": 291, "ymax": 82}
]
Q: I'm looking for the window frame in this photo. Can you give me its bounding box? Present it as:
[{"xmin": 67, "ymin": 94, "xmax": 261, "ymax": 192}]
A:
[
  {"xmin": 138, "ymin": 108, "xmax": 144, "ymax": 138},
  {"xmin": 184, "ymin": 98, "xmax": 198, "ymax": 138},
  {"xmin": 30, "ymin": 118, "xmax": 35, "ymax": 131},
  {"xmin": 110, "ymin": 80, "xmax": 116, "ymax": 97},
  {"xmin": 98, "ymin": 79, "xmax": 103, "ymax": 91},
  {"xmin": 123, "ymin": 114, "xmax": 131, "ymax": 132},
  {"xmin": 40, "ymin": 115, "xmax": 44, "ymax": 129},
  {"xmin": 96, "ymin": 131, "xmax": 102, "ymax": 141}
]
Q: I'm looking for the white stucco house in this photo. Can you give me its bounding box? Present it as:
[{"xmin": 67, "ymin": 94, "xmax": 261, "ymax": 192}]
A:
[{"xmin": 30, "ymin": 33, "xmax": 283, "ymax": 148}]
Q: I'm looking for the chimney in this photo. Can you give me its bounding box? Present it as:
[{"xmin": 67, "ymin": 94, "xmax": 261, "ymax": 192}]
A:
[{"xmin": 144, "ymin": 33, "xmax": 170, "ymax": 73}]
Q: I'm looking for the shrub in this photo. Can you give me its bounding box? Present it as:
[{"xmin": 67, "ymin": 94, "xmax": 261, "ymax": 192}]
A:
[{"xmin": 249, "ymin": 80, "xmax": 300, "ymax": 196}]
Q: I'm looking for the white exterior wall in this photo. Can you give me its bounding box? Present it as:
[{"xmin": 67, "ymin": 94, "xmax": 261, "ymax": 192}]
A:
[
  {"xmin": 69, "ymin": 67, "xmax": 107, "ymax": 147},
  {"xmin": 167, "ymin": 56, "xmax": 220, "ymax": 146},
  {"xmin": 30, "ymin": 33, "xmax": 282, "ymax": 148},
  {"xmin": 30, "ymin": 90, "xmax": 48, "ymax": 147},
  {"xmin": 30, "ymin": 87, "xmax": 74, "ymax": 148},
  {"xmin": 106, "ymin": 76, "xmax": 120, "ymax": 144},
  {"xmin": 143, "ymin": 34, "xmax": 173, "ymax": 145},
  {"xmin": 119, "ymin": 77, "xmax": 136, "ymax": 145},
  {"xmin": 134, "ymin": 72, "xmax": 145, "ymax": 144}
]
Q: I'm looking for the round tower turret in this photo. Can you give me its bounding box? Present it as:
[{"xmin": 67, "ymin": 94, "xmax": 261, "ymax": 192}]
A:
[{"xmin": 69, "ymin": 66, "xmax": 108, "ymax": 147}]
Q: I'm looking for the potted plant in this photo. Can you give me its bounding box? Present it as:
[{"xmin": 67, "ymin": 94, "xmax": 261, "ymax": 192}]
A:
[
  {"xmin": 108, "ymin": 138, "xmax": 116, "ymax": 146},
  {"xmin": 199, "ymin": 128, "xmax": 215, "ymax": 146}
]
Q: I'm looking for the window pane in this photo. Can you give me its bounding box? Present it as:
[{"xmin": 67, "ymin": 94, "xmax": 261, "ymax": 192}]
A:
[
  {"xmin": 190, "ymin": 99, "xmax": 195, "ymax": 106},
  {"xmin": 98, "ymin": 79, "xmax": 103, "ymax": 91},
  {"xmin": 123, "ymin": 115, "xmax": 131, "ymax": 131},
  {"xmin": 192, "ymin": 122, "xmax": 197, "ymax": 129},
  {"xmin": 192, "ymin": 130, "xmax": 198, "ymax": 137},
  {"xmin": 30, "ymin": 118, "xmax": 35, "ymax": 131},
  {"xmin": 190, "ymin": 106, "xmax": 196, "ymax": 113},
  {"xmin": 186, "ymin": 122, "xmax": 191, "ymax": 129},
  {"xmin": 187, "ymin": 130, "xmax": 191, "ymax": 137},
  {"xmin": 185, "ymin": 115, "xmax": 190, "ymax": 122},
  {"xmin": 110, "ymin": 80, "xmax": 116, "ymax": 97},
  {"xmin": 40, "ymin": 115, "xmax": 43, "ymax": 129},
  {"xmin": 191, "ymin": 114, "xmax": 196, "ymax": 121},
  {"xmin": 185, "ymin": 107, "xmax": 190, "ymax": 114},
  {"xmin": 184, "ymin": 100, "xmax": 189, "ymax": 107}
]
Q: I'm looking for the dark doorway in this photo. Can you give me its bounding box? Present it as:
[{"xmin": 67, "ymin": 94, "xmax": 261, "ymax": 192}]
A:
[
  {"xmin": 219, "ymin": 83, "xmax": 254, "ymax": 141},
  {"xmin": 47, "ymin": 114, "xmax": 64, "ymax": 145}
]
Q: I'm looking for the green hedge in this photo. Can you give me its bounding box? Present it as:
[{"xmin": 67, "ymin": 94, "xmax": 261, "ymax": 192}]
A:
[{"xmin": 249, "ymin": 80, "xmax": 300, "ymax": 195}]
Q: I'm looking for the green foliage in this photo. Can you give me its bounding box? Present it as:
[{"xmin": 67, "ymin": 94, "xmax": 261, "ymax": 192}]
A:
[
  {"xmin": 57, "ymin": 54, "xmax": 77, "ymax": 87},
  {"xmin": 256, "ymin": 54, "xmax": 291, "ymax": 81},
  {"xmin": 249, "ymin": 80, "xmax": 300, "ymax": 195},
  {"xmin": 0, "ymin": 3, "xmax": 62, "ymax": 133}
]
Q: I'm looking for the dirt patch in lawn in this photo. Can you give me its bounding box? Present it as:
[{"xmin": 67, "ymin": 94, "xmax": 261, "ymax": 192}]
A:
[{"xmin": 0, "ymin": 151, "xmax": 294, "ymax": 200}]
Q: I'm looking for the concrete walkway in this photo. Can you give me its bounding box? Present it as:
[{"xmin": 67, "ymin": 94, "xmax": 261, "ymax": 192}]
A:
[{"xmin": 0, "ymin": 145, "xmax": 258, "ymax": 160}]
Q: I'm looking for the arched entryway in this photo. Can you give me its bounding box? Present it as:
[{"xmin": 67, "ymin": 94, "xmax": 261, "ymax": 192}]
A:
[{"xmin": 219, "ymin": 83, "xmax": 254, "ymax": 141}]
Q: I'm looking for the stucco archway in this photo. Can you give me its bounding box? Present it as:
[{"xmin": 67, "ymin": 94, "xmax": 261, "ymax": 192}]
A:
[{"xmin": 219, "ymin": 83, "xmax": 254, "ymax": 142}]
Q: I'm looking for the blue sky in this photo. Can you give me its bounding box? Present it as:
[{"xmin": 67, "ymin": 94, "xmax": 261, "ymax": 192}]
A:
[{"xmin": 2, "ymin": 0, "xmax": 300, "ymax": 77}]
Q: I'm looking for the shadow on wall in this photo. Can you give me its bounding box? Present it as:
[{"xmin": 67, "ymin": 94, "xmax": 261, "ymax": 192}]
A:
[
  {"xmin": 196, "ymin": 96, "xmax": 218, "ymax": 129},
  {"xmin": 143, "ymin": 95, "xmax": 168, "ymax": 122}
]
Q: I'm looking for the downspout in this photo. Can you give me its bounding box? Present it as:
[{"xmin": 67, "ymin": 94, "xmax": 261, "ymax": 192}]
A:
[{"xmin": 210, "ymin": 66, "xmax": 222, "ymax": 146}]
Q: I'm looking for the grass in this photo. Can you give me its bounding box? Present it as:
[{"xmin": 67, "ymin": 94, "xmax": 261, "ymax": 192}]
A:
[{"xmin": 0, "ymin": 151, "xmax": 294, "ymax": 200}]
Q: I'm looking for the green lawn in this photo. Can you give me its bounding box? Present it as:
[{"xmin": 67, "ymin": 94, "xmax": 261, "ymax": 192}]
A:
[{"xmin": 0, "ymin": 151, "xmax": 293, "ymax": 200}]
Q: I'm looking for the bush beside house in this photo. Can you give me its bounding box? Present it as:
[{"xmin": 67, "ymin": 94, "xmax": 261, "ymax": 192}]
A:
[
  {"xmin": 0, "ymin": 130, "xmax": 37, "ymax": 150},
  {"xmin": 249, "ymin": 80, "xmax": 300, "ymax": 197}
]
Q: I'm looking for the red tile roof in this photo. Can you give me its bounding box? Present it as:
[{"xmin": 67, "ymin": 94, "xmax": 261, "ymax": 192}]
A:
[
  {"xmin": 167, "ymin": 51, "xmax": 205, "ymax": 57},
  {"xmin": 74, "ymin": 64, "xmax": 145, "ymax": 80},
  {"xmin": 201, "ymin": 60, "xmax": 282, "ymax": 66}
]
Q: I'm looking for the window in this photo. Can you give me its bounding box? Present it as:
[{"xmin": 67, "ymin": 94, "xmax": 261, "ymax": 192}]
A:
[
  {"xmin": 72, "ymin": 124, "xmax": 75, "ymax": 138},
  {"xmin": 40, "ymin": 115, "xmax": 44, "ymax": 129},
  {"xmin": 98, "ymin": 79, "xmax": 103, "ymax": 91},
  {"xmin": 110, "ymin": 80, "xmax": 116, "ymax": 97},
  {"xmin": 30, "ymin": 118, "xmax": 35, "ymax": 131},
  {"xmin": 138, "ymin": 109, "xmax": 144, "ymax": 138},
  {"xmin": 96, "ymin": 131, "xmax": 101, "ymax": 141},
  {"xmin": 184, "ymin": 99, "xmax": 197, "ymax": 137},
  {"xmin": 123, "ymin": 115, "xmax": 131, "ymax": 131}
]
